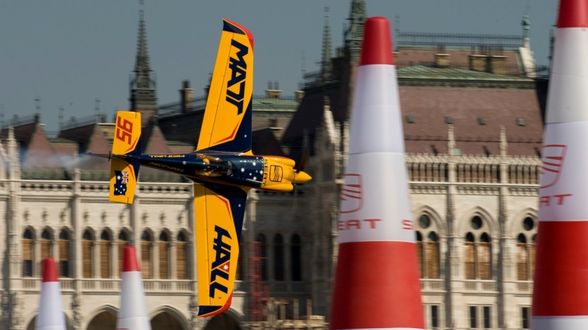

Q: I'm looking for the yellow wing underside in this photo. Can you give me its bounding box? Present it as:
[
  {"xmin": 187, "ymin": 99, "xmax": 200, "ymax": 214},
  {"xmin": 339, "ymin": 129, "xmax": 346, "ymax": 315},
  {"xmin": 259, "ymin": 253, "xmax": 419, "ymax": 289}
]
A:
[
  {"xmin": 194, "ymin": 184, "xmax": 242, "ymax": 317},
  {"xmin": 196, "ymin": 19, "xmax": 254, "ymax": 152}
]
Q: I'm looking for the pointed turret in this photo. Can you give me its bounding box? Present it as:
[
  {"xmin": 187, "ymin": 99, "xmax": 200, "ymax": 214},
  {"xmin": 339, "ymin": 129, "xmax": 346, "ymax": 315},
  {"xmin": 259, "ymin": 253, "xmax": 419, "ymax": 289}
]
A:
[
  {"xmin": 344, "ymin": 0, "xmax": 366, "ymax": 63},
  {"xmin": 519, "ymin": 14, "xmax": 536, "ymax": 78},
  {"xmin": 522, "ymin": 15, "xmax": 531, "ymax": 49},
  {"xmin": 129, "ymin": 4, "xmax": 157, "ymax": 125},
  {"xmin": 321, "ymin": 7, "xmax": 333, "ymax": 82}
]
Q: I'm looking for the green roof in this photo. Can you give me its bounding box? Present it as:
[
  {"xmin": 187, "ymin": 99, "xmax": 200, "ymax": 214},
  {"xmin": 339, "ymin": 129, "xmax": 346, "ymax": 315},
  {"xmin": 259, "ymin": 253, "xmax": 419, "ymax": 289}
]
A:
[
  {"xmin": 252, "ymin": 95, "xmax": 298, "ymax": 113},
  {"xmin": 397, "ymin": 65, "xmax": 534, "ymax": 88}
]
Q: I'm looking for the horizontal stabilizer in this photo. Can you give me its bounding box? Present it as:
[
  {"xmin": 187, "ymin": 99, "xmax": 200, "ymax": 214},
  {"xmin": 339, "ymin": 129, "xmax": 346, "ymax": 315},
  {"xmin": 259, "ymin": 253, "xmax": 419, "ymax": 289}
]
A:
[
  {"xmin": 109, "ymin": 158, "xmax": 139, "ymax": 204},
  {"xmin": 109, "ymin": 111, "xmax": 142, "ymax": 204}
]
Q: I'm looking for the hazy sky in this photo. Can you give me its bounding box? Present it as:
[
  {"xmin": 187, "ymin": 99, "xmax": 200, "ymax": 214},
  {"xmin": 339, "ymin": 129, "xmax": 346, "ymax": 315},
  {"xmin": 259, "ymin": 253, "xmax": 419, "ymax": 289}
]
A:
[{"xmin": 0, "ymin": 0, "xmax": 558, "ymax": 133}]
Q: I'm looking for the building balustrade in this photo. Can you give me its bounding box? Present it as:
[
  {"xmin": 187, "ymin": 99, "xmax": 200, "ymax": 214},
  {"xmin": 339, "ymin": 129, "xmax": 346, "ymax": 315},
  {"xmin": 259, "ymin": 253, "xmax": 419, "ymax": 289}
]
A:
[
  {"xmin": 142, "ymin": 279, "xmax": 192, "ymax": 292},
  {"xmin": 515, "ymin": 280, "xmax": 532, "ymax": 292},
  {"xmin": 22, "ymin": 277, "xmax": 192, "ymax": 294},
  {"xmin": 462, "ymin": 279, "xmax": 496, "ymax": 291},
  {"xmin": 60, "ymin": 278, "xmax": 74, "ymax": 290},
  {"xmin": 420, "ymin": 279, "xmax": 444, "ymax": 291}
]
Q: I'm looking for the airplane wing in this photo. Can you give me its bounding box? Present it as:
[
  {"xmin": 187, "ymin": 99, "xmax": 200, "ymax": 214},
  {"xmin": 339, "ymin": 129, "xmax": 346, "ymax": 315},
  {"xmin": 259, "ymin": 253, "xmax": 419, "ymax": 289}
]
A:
[
  {"xmin": 194, "ymin": 183, "xmax": 247, "ymax": 317},
  {"xmin": 196, "ymin": 19, "xmax": 254, "ymax": 153}
]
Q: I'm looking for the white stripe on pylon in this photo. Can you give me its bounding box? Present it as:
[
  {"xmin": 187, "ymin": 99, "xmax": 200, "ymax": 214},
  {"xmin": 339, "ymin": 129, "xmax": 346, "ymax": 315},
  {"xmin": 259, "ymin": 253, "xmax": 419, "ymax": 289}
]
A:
[
  {"xmin": 36, "ymin": 282, "xmax": 66, "ymax": 330},
  {"xmin": 533, "ymin": 316, "xmax": 588, "ymax": 330},
  {"xmin": 117, "ymin": 272, "xmax": 151, "ymax": 330},
  {"xmin": 547, "ymin": 29, "xmax": 588, "ymax": 124},
  {"xmin": 349, "ymin": 65, "xmax": 404, "ymax": 155}
]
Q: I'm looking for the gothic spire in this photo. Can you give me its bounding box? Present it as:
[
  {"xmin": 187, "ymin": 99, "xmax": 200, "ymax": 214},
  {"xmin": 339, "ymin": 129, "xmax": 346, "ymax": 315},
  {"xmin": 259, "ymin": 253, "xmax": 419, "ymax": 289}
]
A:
[
  {"xmin": 134, "ymin": 8, "xmax": 152, "ymax": 81},
  {"xmin": 344, "ymin": 0, "xmax": 366, "ymax": 62},
  {"xmin": 129, "ymin": 1, "xmax": 157, "ymax": 122},
  {"xmin": 321, "ymin": 7, "xmax": 333, "ymax": 82}
]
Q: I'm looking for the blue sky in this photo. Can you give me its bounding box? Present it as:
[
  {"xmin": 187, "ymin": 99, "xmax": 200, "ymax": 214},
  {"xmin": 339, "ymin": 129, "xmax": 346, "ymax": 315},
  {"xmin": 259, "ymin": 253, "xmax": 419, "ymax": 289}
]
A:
[{"xmin": 0, "ymin": 0, "xmax": 558, "ymax": 133}]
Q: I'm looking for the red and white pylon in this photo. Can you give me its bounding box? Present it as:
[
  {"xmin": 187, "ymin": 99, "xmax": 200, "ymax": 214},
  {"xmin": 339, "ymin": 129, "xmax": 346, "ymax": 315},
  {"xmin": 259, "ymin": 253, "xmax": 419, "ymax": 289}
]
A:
[
  {"xmin": 36, "ymin": 257, "xmax": 66, "ymax": 330},
  {"xmin": 117, "ymin": 244, "xmax": 151, "ymax": 330},
  {"xmin": 329, "ymin": 16, "xmax": 424, "ymax": 330},
  {"xmin": 532, "ymin": 0, "xmax": 588, "ymax": 329}
]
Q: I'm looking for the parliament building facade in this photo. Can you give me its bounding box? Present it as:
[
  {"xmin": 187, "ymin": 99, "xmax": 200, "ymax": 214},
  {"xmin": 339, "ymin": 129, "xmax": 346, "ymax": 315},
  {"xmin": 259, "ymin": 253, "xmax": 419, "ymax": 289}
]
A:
[{"xmin": 0, "ymin": 1, "xmax": 546, "ymax": 329}]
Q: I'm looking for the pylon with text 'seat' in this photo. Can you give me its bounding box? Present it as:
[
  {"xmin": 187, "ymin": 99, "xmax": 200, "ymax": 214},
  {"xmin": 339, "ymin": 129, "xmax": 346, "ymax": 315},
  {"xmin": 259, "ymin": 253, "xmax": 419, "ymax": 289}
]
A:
[
  {"xmin": 329, "ymin": 16, "xmax": 424, "ymax": 330},
  {"xmin": 532, "ymin": 0, "xmax": 588, "ymax": 329}
]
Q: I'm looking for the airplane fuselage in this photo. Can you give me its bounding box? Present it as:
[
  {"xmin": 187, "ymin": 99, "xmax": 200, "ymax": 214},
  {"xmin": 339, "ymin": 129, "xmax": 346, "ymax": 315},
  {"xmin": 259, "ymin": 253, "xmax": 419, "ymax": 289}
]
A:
[{"xmin": 118, "ymin": 152, "xmax": 310, "ymax": 192}]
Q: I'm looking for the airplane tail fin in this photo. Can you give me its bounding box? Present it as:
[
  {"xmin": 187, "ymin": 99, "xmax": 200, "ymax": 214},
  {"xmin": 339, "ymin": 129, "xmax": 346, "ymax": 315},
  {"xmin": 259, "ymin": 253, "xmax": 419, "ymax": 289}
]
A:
[
  {"xmin": 109, "ymin": 111, "xmax": 142, "ymax": 204},
  {"xmin": 112, "ymin": 111, "xmax": 142, "ymax": 156}
]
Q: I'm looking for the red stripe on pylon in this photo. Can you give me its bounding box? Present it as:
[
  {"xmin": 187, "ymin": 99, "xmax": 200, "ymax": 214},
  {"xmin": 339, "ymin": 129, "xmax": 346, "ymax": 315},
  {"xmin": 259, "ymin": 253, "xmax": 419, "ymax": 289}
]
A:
[
  {"xmin": 533, "ymin": 221, "xmax": 588, "ymax": 315},
  {"xmin": 359, "ymin": 17, "xmax": 394, "ymax": 66},
  {"xmin": 123, "ymin": 244, "xmax": 141, "ymax": 272},
  {"xmin": 330, "ymin": 241, "xmax": 424, "ymax": 329},
  {"xmin": 557, "ymin": 0, "xmax": 588, "ymax": 28},
  {"xmin": 41, "ymin": 257, "xmax": 58, "ymax": 282}
]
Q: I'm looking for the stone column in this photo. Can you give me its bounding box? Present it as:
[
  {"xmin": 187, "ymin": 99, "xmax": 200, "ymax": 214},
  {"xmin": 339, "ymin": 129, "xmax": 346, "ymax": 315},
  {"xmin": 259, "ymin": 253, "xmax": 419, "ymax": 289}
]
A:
[
  {"xmin": 445, "ymin": 124, "xmax": 458, "ymax": 329},
  {"xmin": 497, "ymin": 126, "xmax": 510, "ymax": 328},
  {"xmin": 34, "ymin": 238, "xmax": 41, "ymax": 277},
  {"xmin": 243, "ymin": 189, "xmax": 258, "ymax": 321},
  {"xmin": 6, "ymin": 127, "xmax": 23, "ymax": 330},
  {"xmin": 71, "ymin": 168, "xmax": 83, "ymax": 329},
  {"xmin": 187, "ymin": 185, "xmax": 200, "ymax": 330},
  {"xmin": 131, "ymin": 195, "xmax": 140, "ymax": 257},
  {"xmin": 152, "ymin": 239, "xmax": 160, "ymax": 279},
  {"xmin": 170, "ymin": 240, "xmax": 177, "ymax": 279}
]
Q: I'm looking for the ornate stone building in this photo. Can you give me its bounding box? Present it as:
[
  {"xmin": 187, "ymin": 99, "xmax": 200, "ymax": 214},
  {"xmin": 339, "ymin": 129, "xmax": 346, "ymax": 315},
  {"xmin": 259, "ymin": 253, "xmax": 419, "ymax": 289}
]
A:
[
  {"xmin": 0, "ymin": 5, "xmax": 305, "ymax": 329},
  {"xmin": 280, "ymin": 1, "xmax": 545, "ymax": 329},
  {"xmin": 0, "ymin": 1, "xmax": 546, "ymax": 329}
]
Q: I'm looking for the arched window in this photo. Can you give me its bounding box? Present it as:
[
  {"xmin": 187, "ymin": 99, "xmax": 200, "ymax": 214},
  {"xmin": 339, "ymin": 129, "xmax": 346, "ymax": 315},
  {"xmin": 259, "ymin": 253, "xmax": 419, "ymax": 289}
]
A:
[
  {"xmin": 478, "ymin": 233, "xmax": 492, "ymax": 280},
  {"xmin": 426, "ymin": 232, "xmax": 440, "ymax": 278},
  {"xmin": 22, "ymin": 228, "xmax": 35, "ymax": 277},
  {"xmin": 58, "ymin": 229, "xmax": 71, "ymax": 277},
  {"xmin": 517, "ymin": 217, "xmax": 537, "ymax": 281},
  {"xmin": 273, "ymin": 234, "xmax": 284, "ymax": 281},
  {"xmin": 117, "ymin": 229, "xmax": 130, "ymax": 276},
  {"xmin": 141, "ymin": 230, "xmax": 153, "ymax": 279},
  {"xmin": 159, "ymin": 231, "xmax": 170, "ymax": 279},
  {"xmin": 290, "ymin": 234, "xmax": 302, "ymax": 281},
  {"xmin": 464, "ymin": 232, "xmax": 476, "ymax": 279},
  {"xmin": 516, "ymin": 234, "xmax": 529, "ymax": 280},
  {"xmin": 176, "ymin": 231, "xmax": 188, "ymax": 279},
  {"xmin": 40, "ymin": 228, "xmax": 53, "ymax": 263},
  {"xmin": 256, "ymin": 234, "xmax": 268, "ymax": 281},
  {"xmin": 464, "ymin": 216, "xmax": 493, "ymax": 280},
  {"xmin": 82, "ymin": 229, "xmax": 94, "ymax": 278},
  {"xmin": 101, "ymin": 230, "xmax": 113, "ymax": 278},
  {"xmin": 415, "ymin": 214, "xmax": 441, "ymax": 279},
  {"xmin": 416, "ymin": 231, "xmax": 424, "ymax": 277}
]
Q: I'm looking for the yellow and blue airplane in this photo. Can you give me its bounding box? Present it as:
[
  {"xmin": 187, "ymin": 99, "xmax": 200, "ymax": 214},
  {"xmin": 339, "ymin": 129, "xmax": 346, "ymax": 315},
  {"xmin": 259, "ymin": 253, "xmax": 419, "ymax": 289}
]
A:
[{"xmin": 106, "ymin": 19, "xmax": 311, "ymax": 317}]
